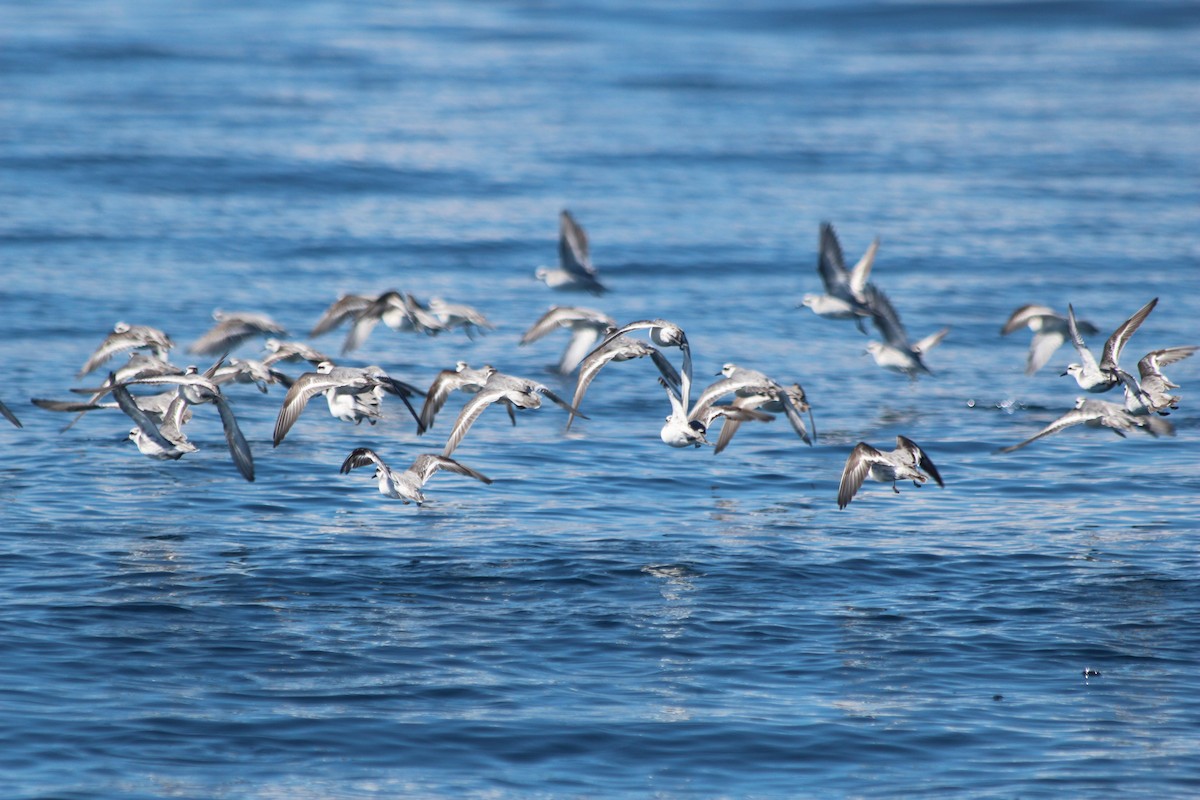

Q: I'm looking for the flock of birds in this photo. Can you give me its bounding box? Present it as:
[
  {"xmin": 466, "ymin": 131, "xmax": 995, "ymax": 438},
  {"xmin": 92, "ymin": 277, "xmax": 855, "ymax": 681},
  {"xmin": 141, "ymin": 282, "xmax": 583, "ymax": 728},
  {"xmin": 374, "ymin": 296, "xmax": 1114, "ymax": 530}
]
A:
[{"xmin": 2, "ymin": 211, "xmax": 1194, "ymax": 509}]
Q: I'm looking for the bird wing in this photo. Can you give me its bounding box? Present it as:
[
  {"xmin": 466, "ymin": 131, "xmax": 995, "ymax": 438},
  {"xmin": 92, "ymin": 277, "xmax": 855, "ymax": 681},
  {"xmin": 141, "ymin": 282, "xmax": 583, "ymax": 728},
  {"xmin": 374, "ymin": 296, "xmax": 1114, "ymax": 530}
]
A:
[
  {"xmin": 863, "ymin": 284, "xmax": 910, "ymax": 348},
  {"xmin": 111, "ymin": 382, "xmax": 177, "ymax": 452},
  {"xmin": 536, "ymin": 385, "xmax": 586, "ymax": 417},
  {"xmin": 1000, "ymin": 305, "xmax": 1057, "ymax": 336},
  {"xmin": 776, "ymin": 389, "xmax": 813, "ymax": 445},
  {"xmin": 0, "ymin": 397, "xmax": 22, "ymax": 428},
  {"xmin": 1139, "ymin": 345, "xmax": 1196, "ymax": 379},
  {"xmin": 78, "ymin": 331, "xmax": 138, "ymax": 378},
  {"xmin": 412, "ymin": 454, "xmax": 494, "ymax": 485},
  {"xmin": 210, "ymin": 393, "xmax": 255, "ymax": 482},
  {"xmin": 688, "ymin": 377, "xmax": 740, "ymax": 422},
  {"xmin": 816, "ymin": 222, "xmax": 849, "ymax": 294},
  {"xmin": 566, "ymin": 339, "xmax": 625, "ymax": 430},
  {"xmin": 418, "ymin": 370, "xmax": 466, "ymax": 433},
  {"xmin": 1065, "ymin": 304, "xmax": 1099, "ymax": 373},
  {"xmin": 913, "ymin": 327, "xmax": 950, "ymax": 355},
  {"xmin": 837, "ymin": 443, "xmax": 878, "ymax": 509},
  {"xmin": 340, "ymin": 447, "xmax": 386, "ymax": 474},
  {"xmin": 896, "ymin": 435, "xmax": 943, "ymax": 487},
  {"xmin": 1101, "ymin": 297, "xmax": 1157, "ymax": 371},
  {"xmin": 189, "ymin": 320, "xmax": 253, "ymax": 356},
  {"xmin": 310, "ymin": 294, "xmax": 372, "ymax": 338},
  {"xmin": 847, "ymin": 236, "xmax": 880, "ymax": 297},
  {"xmin": 1026, "ymin": 330, "xmax": 1067, "ymax": 375},
  {"xmin": 519, "ymin": 306, "xmax": 576, "ymax": 345},
  {"xmin": 341, "ymin": 311, "xmax": 382, "ymax": 354},
  {"xmin": 272, "ymin": 372, "xmax": 343, "ymax": 446},
  {"xmin": 997, "ymin": 407, "xmax": 1097, "ymax": 453},
  {"xmin": 558, "ymin": 210, "xmax": 596, "ymax": 278},
  {"xmin": 441, "ymin": 388, "xmax": 504, "ymax": 457}
]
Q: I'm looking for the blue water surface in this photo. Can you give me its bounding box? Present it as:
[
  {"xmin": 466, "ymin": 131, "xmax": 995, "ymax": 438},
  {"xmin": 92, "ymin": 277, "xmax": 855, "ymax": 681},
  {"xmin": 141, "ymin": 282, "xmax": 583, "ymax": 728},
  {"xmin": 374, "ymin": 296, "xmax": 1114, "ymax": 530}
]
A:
[{"xmin": 2, "ymin": 1, "xmax": 1199, "ymax": 797}]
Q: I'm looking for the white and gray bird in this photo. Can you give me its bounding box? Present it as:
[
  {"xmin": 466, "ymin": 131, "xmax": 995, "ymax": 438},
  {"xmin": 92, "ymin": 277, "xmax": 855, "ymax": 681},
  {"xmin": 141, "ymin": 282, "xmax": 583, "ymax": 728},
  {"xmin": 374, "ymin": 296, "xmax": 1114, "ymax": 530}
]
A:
[
  {"xmin": 799, "ymin": 222, "xmax": 879, "ymax": 331},
  {"xmin": 189, "ymin": 310, "xmax": 288, "ymax": 356},
  {"xmin": 339, "ymin": 447, "xmax": 493, "ymax": 506},
  {"xmin": 1001, "ymin": 304, "xmax": 1099, "ymax": 376},
  {"xmin": 78, "ymin": 322, "xmax": 174, "ymax": 378},
  {"xmin": 707, "ymin": 383, "xmax": 811, "ymax": 455},
  {"xmin": 336, "ymin": 291, "xmax": 447, "ymax": 354},
  {"xmin": 272, "ymin": 361, "xmax": 424, "ymax": 446},
  {"xmin": 565, "ymin": 334, "xmax": 682, "ymax": 431},
  {"xmin": 1062, "ymin": 298, "xmax": 1156, "ymax": 395},
  {"xmin": 688, "ymin": 363, "xmax": 815, "ymax": 450},
  {"xmin": 837, "ymin": 436, "xmax": 944, "ymax": 509},
  {"xmin": 417, "ymin": 362, "xmax": 497, "ymax": 433},
  {"xmin": 589, "ymin": 319, "xmax": 692, "ymax": 390},
  {"xmin": 653, "ymin": 376, "xmax": 778, "ymax": 450},
  {"xmin": 1124, "ymin": 346, "xmax": 1197, "ymax": 416},
  {"xmin": 520, "ymin": 305, "xmax": 617, "ymax": 375},
  {"xmin": 262, "ymin": 338, "xmax": 333, "ymax": 367},
  {"xmin": 112, "ymin": 368, "xmax": 255, "ymax": 482},
  {"xmin": 113, "ymin": 383, "xmax": 198, "ymax": 461},
  {"xmin": 211, "ymin": 358, "xmax": 293, "ymax": 393},
  {"xmin": 534, "ymin": 210, "xmax": 607, "ymax": 295},
  {"xmin": 440, "ymin": 371, "xmax": 583, "ymax": 457},
  {"xmin": 998, "ymin": 396, "xmax": 1174, "ymax": 454},
  {"xmin": 864, "ymin": 285, "xmax": 950, "ymax": 379},
  {"xmin": 427, "ymin": 297, "xmax": 495, "ymax": 338}
]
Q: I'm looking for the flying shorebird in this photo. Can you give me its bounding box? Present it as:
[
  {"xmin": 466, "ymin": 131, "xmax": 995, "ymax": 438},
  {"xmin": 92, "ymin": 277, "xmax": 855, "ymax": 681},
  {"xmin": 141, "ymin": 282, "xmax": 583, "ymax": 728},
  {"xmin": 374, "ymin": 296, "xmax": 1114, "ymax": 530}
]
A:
[
  {"xmin": 799, "ymin": 222, "xmax": 879, "ymax": 332},
  {"xmin": 688, "ymin": 363, "xmax": 815, "ymax": 450},
  {"xmin": 339, "ymin": 291, "xmax": 447, "ymax": 354},
  {"xmin": 1123, "ymin": 346, "xmax": 1197, "ymax": 416},
  {"xmin": 272, "ymin": 361, "xmax": 424, "ymax": 446},
  {"xmin": 1062, "ymin": 297, "xmax": 1157, "ymax": 395},
  {"xmin": 113, "ymin": 384, "xmax": 197, "ymax": 461},
  {"xmin": 261, "ymin": 338, "xmax": 332, "ymax": 367},
  {"xmin": 427, "ymin": 297, "xmax": 495, "ymax": 338},
  {"xmin": 339, "ymin": 447, "xmax": 493, "ymax": 505},
  {"xmin": 706, "ymin": 383, "xmax": 812, "ymax": 455},
  {"xmin": 997, "ymin": 396, "xmax": 1174, "ymax": 454},
  {"xmin": 534, "ymin": 209, "xmax": 607, "ymax": 295},
  {"xmin": 1001, "ymin": 304, "xmax": 1099, "ymax": 376},
  {"xmin": 111, "ymin": 368, "xmax": 255, "ymax": 482},
  {"xmin": 565, "ymin": 335, "xmax": 682, "ymax": 431},
  {"xmin": 210, "ymin": 358, "xmax": 293, "ymax": 393},
  {"xmin": 189, "ymin": 310, "xmax": 288, "ymax": 356},
  {"xmin": 837, "ymin": 436, "xmax": 944, "ymax": 509},
  {"xmin": 588, "ymin": 319, "xmax": 692, "ymax": 387},
  {"xmin": 520, "ymin": 305, "xmax": 616, "ymax": 375},
  {"xmin": 440, "ymin": 371, "xmax": 583, "ymax": 457},
  {"xmin": 77, "ymin": 322, "xmax": 174, "ymax": 378},
  {"xmin": 417, "ymin": 362, "xmax": 497, "ymax": 433},
  {"xmin": 863, "ymin": 284, "xmax": 950, "ymax": 379},
  {"xmin": 653, "ymin": 376, "xmax": 773, "ymax": 449}
]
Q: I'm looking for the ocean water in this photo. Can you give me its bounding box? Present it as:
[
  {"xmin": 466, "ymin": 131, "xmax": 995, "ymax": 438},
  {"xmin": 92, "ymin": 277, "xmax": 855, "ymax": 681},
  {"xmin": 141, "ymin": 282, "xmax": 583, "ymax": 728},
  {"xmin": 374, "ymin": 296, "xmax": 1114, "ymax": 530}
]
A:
[{"xmin": 2, "ymin": 1, "xmax": 1199, "ymax": 797}]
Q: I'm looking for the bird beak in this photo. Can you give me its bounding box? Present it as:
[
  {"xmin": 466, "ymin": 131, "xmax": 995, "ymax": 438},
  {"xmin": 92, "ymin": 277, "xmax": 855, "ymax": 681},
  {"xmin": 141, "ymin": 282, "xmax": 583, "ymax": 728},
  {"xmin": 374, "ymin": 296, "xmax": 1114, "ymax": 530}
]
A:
[{"xmin": 1059, "ymin": 369, "xmax": 1069, "ymax": 376}]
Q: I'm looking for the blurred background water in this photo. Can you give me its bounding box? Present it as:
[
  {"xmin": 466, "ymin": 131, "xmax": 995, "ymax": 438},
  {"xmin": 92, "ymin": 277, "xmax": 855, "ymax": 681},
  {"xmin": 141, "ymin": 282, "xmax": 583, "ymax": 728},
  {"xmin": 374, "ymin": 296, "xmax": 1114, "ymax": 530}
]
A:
[{"xmin": 2, "ymin": 1, "xmax": 1199, "ymax": 797}]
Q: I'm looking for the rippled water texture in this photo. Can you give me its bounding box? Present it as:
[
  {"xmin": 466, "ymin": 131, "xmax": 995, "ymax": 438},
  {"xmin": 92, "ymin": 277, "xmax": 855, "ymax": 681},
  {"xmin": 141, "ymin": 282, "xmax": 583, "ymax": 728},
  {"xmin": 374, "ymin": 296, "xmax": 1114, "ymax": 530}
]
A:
[{"xmin": 2, "ymin": 1, "xmax": 1199, "ymax": 797}]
